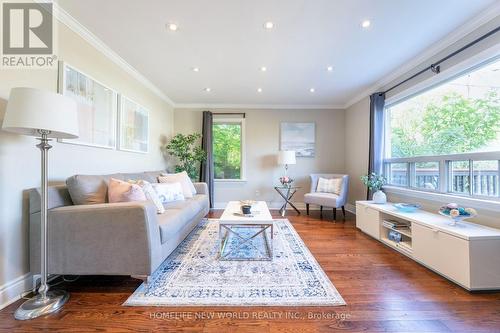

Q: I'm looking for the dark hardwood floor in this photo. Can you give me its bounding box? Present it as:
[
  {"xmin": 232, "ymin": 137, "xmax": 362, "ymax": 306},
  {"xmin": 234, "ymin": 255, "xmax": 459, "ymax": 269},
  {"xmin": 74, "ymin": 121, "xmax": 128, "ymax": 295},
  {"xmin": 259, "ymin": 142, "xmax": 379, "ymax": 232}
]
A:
[{"xmin": 1, "ymin": 210, "xmax": 499, "ymax": 332}]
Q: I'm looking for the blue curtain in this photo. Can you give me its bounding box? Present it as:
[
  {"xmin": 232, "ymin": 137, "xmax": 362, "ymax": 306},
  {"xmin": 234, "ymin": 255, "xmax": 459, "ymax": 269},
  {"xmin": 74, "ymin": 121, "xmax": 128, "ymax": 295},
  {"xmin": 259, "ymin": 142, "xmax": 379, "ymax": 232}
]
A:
[
  {"xmin": 200, "ymin": 111, "xmax": 214, "ymax": 208},
  {"xmin": 367, "ymin": 92, "xmax": 386, "ymax": 199}
]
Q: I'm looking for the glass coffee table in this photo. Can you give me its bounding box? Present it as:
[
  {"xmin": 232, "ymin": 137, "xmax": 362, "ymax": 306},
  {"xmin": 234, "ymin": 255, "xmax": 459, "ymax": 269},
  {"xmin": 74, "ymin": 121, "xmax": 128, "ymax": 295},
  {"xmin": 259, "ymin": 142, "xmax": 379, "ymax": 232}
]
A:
[{"xmin": 218, "ymin": 201, "xmax": 274, "ymax": 261}]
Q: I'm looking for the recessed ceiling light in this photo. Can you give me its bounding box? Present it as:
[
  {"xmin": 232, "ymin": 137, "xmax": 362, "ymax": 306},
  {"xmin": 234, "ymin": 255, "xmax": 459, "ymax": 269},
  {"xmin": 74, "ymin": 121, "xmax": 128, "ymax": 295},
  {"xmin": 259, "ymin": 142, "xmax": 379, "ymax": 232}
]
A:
[
  {"xmin": 192, "ymin": 67, "xmax": 199, "ymax": 72},
  {"xmin": 204, "ymin": 87, "xmax": 211, "ymax": 92},
  {"xmin": 264, "ymin": 21, "xmax": 274, "ymax": 29},
  {"xmin": 167, "ymin": 23, "xmax": 178, "ymax": 31},
  {"xmin": 260, "ymin": 66, "xmax": 267, "ymax": 72},
  {"xmin": 309, "ymin": 88, "xmax": 315, "ymax": 93},
  {"xmin": 327, "ymin": 66, "xmax": 334, "ymax": 72},
  {"xmin": 361, "ymin": 20, "xmax": 371, "ymax": 28},
  {"xmin": 257, "ymin": 88, "xmax": 263, "ymax": 93}
]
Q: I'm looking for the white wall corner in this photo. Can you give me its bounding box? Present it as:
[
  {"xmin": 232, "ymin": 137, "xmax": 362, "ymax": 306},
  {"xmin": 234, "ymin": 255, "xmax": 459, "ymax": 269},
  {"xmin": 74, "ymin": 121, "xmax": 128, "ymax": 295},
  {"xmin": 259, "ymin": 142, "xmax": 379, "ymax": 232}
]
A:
[{"xmin": 0, "ymin": 273, "xmax": 32, "ymax": 311}]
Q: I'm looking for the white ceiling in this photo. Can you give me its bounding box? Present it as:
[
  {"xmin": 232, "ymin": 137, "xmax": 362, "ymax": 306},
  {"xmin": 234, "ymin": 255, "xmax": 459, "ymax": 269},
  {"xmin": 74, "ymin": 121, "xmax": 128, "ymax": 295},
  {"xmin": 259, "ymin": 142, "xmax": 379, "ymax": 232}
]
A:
[{"xmin": 58, "ymin": 0, "xmax": 499, "ymax": 108}]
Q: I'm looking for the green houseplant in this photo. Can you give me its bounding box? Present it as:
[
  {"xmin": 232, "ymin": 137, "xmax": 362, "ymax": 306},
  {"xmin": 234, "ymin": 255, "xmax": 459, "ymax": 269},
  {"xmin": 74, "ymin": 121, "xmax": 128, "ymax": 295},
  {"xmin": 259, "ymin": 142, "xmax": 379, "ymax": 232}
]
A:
[{"xmin": 166, "ymin": 133, "xmax": 206, "ymax": 180}]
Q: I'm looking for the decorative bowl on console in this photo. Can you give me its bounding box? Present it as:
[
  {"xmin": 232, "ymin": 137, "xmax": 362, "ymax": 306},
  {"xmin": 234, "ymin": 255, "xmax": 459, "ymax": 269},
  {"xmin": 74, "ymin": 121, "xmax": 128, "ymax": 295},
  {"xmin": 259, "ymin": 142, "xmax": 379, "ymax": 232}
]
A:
[{"xmin": 394, "ymin": 203, "xmax": 421, "ymax": 213}]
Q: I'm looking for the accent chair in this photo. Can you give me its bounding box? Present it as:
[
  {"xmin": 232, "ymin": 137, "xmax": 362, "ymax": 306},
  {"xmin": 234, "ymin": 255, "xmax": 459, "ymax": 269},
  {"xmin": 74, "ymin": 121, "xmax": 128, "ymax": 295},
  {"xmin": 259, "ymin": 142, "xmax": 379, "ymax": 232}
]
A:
[{"xmin": 304, "ymin": 173, "xmax": 349, "ymax": 221}]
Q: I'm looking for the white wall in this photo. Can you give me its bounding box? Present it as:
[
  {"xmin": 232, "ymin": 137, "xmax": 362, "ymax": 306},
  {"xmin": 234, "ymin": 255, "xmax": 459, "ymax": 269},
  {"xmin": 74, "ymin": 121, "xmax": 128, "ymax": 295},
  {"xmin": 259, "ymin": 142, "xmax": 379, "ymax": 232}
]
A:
[
  {"xmin": 174, "ymin": 108, "xmax": 345, "ymax": 208},
  {"xmin": 0, "ymin": 21, "xmax": 174, "ymax": 307},
  {"xmin": 344, "ymin": 15, "xmax": 500, "ymax": 229}
]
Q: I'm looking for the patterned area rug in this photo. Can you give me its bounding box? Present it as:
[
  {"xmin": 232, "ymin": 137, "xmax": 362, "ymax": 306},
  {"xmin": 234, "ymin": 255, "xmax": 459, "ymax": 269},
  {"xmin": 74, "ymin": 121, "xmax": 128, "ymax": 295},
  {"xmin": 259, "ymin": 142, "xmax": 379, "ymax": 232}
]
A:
[{"xmin": 124, "ymin": 219, "xmax": 345, "ymax": 306}]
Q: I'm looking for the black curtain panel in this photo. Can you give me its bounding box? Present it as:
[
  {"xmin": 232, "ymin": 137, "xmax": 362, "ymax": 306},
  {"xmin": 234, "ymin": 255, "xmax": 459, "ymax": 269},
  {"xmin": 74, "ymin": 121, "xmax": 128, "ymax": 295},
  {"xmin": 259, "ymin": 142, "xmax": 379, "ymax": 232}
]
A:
[
  {"xmin": 200, "ymin": 111, "xmax": 214, "ymax": 208},
  {"xmin": 367, "ymin": 92, "xmax": 386, "ymax": 199}
]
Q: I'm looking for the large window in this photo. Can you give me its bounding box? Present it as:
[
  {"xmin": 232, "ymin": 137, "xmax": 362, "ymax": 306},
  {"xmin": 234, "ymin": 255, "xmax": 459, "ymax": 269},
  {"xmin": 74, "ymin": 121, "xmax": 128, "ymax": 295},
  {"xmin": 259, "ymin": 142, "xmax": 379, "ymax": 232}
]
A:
[
  {"xmin": 384, "ymin": 57, "xmax": 500, "ymax": 199},
  {"xmin": 213, "ymin": 118, "xmax": 245, "ymax": 181}
]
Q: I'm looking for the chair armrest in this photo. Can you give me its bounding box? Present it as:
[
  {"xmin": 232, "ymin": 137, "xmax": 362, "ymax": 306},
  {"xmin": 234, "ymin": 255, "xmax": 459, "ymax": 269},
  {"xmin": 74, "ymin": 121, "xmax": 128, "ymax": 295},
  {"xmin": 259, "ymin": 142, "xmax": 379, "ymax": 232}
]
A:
[
  {"xmin": 193, "ymin": 182, "xmax": 208, "ymax": 195},
  {"xmin": 337, "ymin": 175, "xmax": 350, "ymax": 207},
  {"xmin": 42, "ymin": 201, "xmax": 162, "ymax": 276}
]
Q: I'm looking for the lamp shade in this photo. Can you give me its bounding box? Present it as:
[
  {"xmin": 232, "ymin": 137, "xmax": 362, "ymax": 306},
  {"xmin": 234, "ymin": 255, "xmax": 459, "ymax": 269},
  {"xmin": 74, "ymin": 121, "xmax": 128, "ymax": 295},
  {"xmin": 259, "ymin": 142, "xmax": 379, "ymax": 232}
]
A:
[
  {"xmin": 278, "ymin": 150, "xmax": 296, "ymax": 165},
  {"xmin": 2, "ymin": 87, "xmax": 78, "ymax": 139}
]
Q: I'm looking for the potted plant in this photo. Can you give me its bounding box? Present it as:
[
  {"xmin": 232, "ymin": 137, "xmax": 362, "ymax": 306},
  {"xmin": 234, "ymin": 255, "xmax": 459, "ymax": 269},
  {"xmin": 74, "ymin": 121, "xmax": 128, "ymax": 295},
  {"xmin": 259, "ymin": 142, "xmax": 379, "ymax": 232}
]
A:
[
  {"xmin": 166, "ymin": 133, "xmax": 207, "ymax": 180},
  {"xmin": 361, "ymin": 173, "xmax": 387, "ymax": 204}
]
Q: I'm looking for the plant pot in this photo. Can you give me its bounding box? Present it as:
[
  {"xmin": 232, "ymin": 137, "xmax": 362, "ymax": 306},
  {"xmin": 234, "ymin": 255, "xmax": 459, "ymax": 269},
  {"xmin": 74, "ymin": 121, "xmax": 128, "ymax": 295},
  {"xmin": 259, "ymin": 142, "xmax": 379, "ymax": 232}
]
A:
[{"xmin": 372, "ymin": 190, "xmax": 387, "ymax": 204}]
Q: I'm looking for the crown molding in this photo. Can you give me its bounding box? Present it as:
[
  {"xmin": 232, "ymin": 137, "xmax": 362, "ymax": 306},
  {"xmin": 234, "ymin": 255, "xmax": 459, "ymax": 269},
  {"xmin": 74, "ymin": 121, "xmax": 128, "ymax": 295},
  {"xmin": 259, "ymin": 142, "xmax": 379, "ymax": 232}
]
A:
[
  {"xmin": 173, "ymin": 103, "xmax": 344, "ymax": 110},
  {"xmin": 51, "ymin": 2, "xmax": 175, "ymax": 106},
  {"xmin": 343, "ymin": 2, "xmax": 500, "ymax": 109}
]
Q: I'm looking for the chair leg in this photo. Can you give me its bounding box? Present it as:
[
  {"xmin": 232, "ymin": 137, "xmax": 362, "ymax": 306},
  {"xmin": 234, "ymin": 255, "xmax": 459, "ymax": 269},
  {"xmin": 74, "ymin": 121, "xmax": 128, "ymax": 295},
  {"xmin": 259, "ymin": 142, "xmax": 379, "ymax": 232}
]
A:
[
  {"xmin": 306, "ymin": 204, "xmax": 309, "ymax": 215},
  {"xmin": 333, "ymin": 208, "xmax": 337, "ymax": 221},
  {"xmin": 342, "ymin": 206, "xmax": 346, "ymax": 221},
  {"xmin": 320, "ymin": 206, "xmax": 323, "ymax": 219}
]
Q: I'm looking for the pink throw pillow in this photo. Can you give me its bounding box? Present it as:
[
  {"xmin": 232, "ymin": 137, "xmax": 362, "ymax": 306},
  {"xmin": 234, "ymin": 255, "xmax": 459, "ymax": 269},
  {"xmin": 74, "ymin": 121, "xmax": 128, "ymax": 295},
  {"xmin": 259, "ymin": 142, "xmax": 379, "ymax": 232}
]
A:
[{"xmin": 108, "ymin": 178, "xmax": 147, "ymax": 203}]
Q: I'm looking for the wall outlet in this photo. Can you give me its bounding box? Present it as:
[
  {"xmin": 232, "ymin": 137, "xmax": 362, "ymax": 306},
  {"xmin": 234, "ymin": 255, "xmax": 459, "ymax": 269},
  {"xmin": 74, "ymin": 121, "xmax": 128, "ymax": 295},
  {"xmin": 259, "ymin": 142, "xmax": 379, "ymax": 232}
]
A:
[{"xmin": 255, "ymin": 190, "xmax": 260, "ymax": 197}]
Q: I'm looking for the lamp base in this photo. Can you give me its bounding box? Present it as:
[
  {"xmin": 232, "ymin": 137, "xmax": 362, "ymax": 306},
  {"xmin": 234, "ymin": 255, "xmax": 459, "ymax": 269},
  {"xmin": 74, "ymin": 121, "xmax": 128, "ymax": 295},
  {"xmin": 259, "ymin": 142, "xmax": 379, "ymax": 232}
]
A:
[{"xmin": 14, "ymin": 290, "xmax": 69, "ymax": 320}]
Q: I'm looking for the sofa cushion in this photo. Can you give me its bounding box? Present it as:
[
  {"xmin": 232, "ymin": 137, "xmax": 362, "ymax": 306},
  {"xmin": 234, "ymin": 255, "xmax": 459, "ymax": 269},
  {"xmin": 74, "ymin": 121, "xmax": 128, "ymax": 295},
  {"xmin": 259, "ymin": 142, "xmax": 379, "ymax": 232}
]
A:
[
  {"xmin": 143, "ymin": 170, "xmax": 165, "ymax": 183},
  {"xmin": 163, "ymin": 197, "xmax": 201, "ymax": 212},
  {"xmin": 157, "ymin": 202, "xmax": 201, "ymax": 244},
  {"xmin": 122, "ymin": 171, "xmax": 165, "ymax": 183},
  {"xmin": 158, "ymin": 171, "xmax": 196, "ymax": 198},
  {"xmin": 190, "ymin": 194, "xmax": 209, "ymax": 210},
  {"xmin": 66, "ymin": 173, "xmax": 124, "ymax": 205},
  {"xmin": 66, "ymin": 170, "xmax": 166, "ymax": 205},
  {"xmin": 316, "ymin": 177, "xmax": 343, "ymax": 195},
  {"xmin": 135, "ymin": 180, "xmax": 165, "ymax": 214},
  {"xmin": 153, "ymin": 182, "xmax": 185, "ymax": 203},
  {"xmin": 108, "ymin": 178, "xmax": 147, "ymax": 203}
]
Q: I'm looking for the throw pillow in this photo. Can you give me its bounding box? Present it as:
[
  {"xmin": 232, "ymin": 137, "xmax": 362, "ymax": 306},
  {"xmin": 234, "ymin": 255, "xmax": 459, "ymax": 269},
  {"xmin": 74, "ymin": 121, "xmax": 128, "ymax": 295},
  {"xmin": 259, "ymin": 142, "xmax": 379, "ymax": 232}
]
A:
[
  {"xmin": 158, "ymin": 171, "xmax": 196, "ymax": 198},
  {"xmin": 133, "ymin": 180, "xmax": 165, "ymax": 214},
  {"xmin": 316, "ymin": 177, "xmax": 343, "ymax": 195},
  {"xmin": 108, "ymin": 178, "xmax": 147, "ymax": 203},
  {"xmin": 153, "ymin": 182, "xmax": 185, "ymax": 203}
]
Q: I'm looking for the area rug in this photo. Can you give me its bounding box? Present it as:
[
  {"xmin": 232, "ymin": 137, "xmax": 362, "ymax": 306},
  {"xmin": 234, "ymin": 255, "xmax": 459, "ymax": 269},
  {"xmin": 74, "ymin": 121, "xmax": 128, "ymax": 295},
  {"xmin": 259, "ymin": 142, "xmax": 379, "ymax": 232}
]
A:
[{"xmin": 124, "ymin": 219, "xmax": 345, "ymax": 306}]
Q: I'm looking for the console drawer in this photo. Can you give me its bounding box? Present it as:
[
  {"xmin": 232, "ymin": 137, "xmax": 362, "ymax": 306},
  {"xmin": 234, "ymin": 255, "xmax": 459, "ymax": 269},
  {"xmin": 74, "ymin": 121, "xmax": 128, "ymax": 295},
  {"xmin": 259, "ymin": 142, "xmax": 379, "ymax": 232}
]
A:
[
  {"xmin": 356, "ymin": 204, "xmax": 380, "ymax": 239},
  {"xmin": 413, "ymin": 223, "xmax": 470, "ymax": 288}
]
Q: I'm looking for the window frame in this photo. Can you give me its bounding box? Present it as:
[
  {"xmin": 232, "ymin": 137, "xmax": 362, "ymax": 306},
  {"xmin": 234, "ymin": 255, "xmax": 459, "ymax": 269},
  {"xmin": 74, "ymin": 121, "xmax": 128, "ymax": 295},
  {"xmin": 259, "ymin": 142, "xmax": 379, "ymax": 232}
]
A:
[
  {"xmin": 384, "ymin": 152, "xmax": 500, "ymax": 201},
  {"xmin": 212, "ymin": 117, "xmax": 246, "ymax": 182},
  {"xmin": 382, "ymin": 54, "xmax": 500, "ymax": 203}
]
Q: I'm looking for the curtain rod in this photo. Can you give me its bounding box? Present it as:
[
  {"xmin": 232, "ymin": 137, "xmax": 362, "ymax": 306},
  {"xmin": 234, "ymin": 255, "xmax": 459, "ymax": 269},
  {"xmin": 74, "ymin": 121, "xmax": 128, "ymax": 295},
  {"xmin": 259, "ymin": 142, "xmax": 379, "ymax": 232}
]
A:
[
  {"xmin": 213, "ymin": 112, "xmax": 246, "ymax": 118},
  {"xmin": 381, "ymin": 25, "xmax": 500, "ymax": 96}
]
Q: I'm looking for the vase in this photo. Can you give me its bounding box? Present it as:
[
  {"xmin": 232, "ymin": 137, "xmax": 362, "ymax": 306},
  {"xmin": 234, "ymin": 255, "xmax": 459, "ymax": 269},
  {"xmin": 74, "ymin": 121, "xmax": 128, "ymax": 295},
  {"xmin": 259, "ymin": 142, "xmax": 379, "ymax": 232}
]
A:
[{"xmin": 372, "ymin": 190, "xmax": 387, "ymax": 204}]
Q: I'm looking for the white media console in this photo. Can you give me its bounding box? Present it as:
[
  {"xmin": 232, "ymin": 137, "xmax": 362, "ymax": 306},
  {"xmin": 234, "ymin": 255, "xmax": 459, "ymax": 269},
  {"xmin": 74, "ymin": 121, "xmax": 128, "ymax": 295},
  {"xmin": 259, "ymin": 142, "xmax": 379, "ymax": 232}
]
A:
[{"xmin": 356, "ymin": 201, "xmax": 500, "ymax": 291}]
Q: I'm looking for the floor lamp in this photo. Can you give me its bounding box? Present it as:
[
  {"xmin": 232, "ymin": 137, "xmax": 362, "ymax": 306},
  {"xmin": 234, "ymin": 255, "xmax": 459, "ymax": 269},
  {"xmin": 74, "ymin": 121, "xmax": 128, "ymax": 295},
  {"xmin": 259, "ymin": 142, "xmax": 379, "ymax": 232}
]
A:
[{"xmin": 2, "ymin": 87, "xmax": 78, "ymax": 320}]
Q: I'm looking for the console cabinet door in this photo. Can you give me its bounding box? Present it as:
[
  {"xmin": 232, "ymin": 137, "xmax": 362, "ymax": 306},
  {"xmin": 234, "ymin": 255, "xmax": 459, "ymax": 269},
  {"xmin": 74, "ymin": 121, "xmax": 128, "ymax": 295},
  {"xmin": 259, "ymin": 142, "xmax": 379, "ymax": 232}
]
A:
[
  {"xmin": 356, "ymin": 205, "xmax": 380, "ymax": 239},
  {"xmin": 413, "ymin": 223, "xmax": 470, "ymax": 288}
]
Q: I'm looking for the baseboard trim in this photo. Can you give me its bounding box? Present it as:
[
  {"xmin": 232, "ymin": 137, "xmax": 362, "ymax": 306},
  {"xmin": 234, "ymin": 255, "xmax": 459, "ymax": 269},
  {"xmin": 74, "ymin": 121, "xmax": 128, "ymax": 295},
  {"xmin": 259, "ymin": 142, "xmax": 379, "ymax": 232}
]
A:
[
  {"xmin": 0, "ymin": 273, "xmax": 32, "ymax": 311},
  {"xmin": 213, "ymin": 201, "xmax": 357, "ymax": 214}
]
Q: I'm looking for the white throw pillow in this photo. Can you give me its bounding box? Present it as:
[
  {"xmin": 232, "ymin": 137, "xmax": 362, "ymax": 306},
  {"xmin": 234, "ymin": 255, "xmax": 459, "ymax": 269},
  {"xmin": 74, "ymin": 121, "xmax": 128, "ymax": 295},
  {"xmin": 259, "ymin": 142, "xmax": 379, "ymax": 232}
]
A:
[
  {"xmin": 158, "ymin": 171, "xmax": 196, "ymax": 198},
  {"xmin": 316, "ymin": 177, "xmax": 343, "ymax": 195},
  {"xmin": 153, "ymin": 182, "xmax": 185, "ymax": 203},
  {"xmin": 134, "ymin": 180, "xmax": 165, "ymax": 214}
]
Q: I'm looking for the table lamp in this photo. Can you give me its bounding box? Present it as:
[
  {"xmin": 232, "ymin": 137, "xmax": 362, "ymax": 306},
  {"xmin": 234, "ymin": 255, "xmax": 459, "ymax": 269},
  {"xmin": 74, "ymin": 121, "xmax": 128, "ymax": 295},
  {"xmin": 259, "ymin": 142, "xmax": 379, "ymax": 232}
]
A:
[
  {"xmin": 278, "ymin": 150, "xmax": 296, "ymax": 175},
  {"xmin": 2, "ymin": 87, "xmax": 78, "ymax": 320}
]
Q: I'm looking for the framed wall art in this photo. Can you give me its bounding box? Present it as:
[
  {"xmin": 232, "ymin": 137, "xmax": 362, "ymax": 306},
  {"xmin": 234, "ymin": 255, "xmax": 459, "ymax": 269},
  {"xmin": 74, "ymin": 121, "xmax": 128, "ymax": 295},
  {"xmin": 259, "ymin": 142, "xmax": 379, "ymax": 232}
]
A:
[
  {"xmin": 118, "ymin": 95, "xmax": 149, "ymax": 153},
  {"xmin": 58, "ymin": 62, "xmax": 117, "ymax": 149},
  {"xmin": 280, "ymin": 122, "xmax": 315, "ymax": 157}
]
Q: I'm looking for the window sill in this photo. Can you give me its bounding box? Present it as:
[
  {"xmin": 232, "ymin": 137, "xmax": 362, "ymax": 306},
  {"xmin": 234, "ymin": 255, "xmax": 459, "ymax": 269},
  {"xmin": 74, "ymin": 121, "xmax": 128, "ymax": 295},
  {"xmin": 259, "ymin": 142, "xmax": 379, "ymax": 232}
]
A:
[
  {"xmin": 383, "ymin": 186, "xmax": 500, "ymax": 212},
  {"xmin": 214, "ymin": 179, "xmax": 247, "ymax": 183}
]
